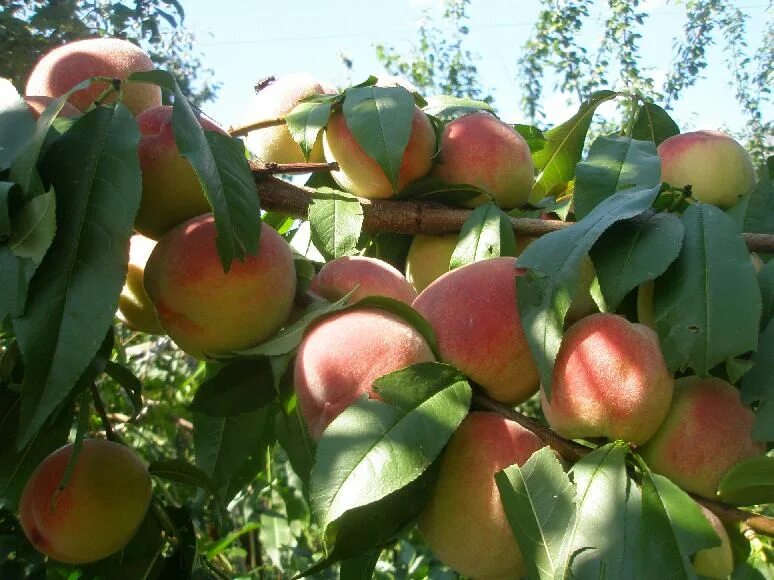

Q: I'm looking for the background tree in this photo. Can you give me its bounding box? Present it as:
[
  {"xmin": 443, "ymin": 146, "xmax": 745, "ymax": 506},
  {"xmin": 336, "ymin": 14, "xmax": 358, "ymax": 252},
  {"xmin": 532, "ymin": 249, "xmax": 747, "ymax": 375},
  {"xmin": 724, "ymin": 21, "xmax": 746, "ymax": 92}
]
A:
[{"xmin": 0, "ymin": 0, "xmax": 218, "ymax": 105}]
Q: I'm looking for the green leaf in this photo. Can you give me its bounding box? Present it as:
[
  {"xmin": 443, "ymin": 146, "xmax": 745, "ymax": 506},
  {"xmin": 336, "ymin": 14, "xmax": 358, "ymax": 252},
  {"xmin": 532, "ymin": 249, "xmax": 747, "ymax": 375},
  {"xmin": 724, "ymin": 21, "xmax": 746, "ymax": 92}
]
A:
[
  {"xmin": 590, "ymin": 211, "xmax": 684, "ymax": 310},
  {"xmin": 308, "ymin": 187, "xmax": 363, "ymax": 260},
  {"xmin": 631, "ymin": 102, "xmax": 680, "ymax": 146},
  {"xmin": 555, "ymin": 443, "xmax": 639, "ymax": 580},
  {"xmin": 517, "ymin": 184, "xmax": 661, "ymax": 395},
  {"xmin": 104, "ymin": 361, "xmax": 142, "ymax": 416},
  {"xmin": 574, "ymin": 136, "xmax": 661, "ymax": 220},
  {"xmin": 0, "ymin": 91, "xmax": 36, "ymax": 171},
  {"xmin": 0, "ymin": 182, "xmax": 15, "ymax": 239},
  {"xmin": 495, "ymin": 447, "xmax": 575, "ymax": 580},
  {"xmin": 9, "ymin": 190, "xmax": 56, "ymax": 264},
  {"xmin": 740, "ymin": 320, "xmax": 774, "ymax": 442},
  {"xmin": 129, "ymin": 70, "xmax": 262, "ymax": 270},
  {"xmin": 149, "ymin": 459, "xmax": 217, "ymax": 492},
  {"xmin": 743, "ymin": 162, "xmax": 774, "ymax": 235},
  {"xmin": 718, "ymin": 455, "xmax": 774, "ymax": 506},
  {"xmin": 285, "ymin": 100, "xmax": 333, "ymax": 161},
  {"xmin": 189, "ymin": 359, "xmax": 276, "ymax": 417},
  {"xmin": 310, "ymin": 368, "xmax": 471, "ymax": 535},
  {"xmin": 342, "ymin": 85, "xmax": 415, "ymax": 190},
  {"xmin": 531, "ymin": 90, "xmax": 620, "ymax": 202},
  {"xmin": 13, "ymin": 104, "xmax": 141, "ymax": 449},
  {"xmin": 275, "ymin": 398, "xmax": 316, "ymax": 486},
  {"xmin": 513, "ymin": 124, "xmax": 547, "ymax": 153},
  {"xmin": 422, "ymin": 94, "xmax": 494, "ymax": 123},
  {"xmin": 339, "ymin": 549, "xmax": 381, "ymax": 579},
  {"xmin": 449, "ymin": 202, "xmax": 518, "ymax": 270},
  {"xmin": 193, "ymin": 404, "xmax": 275, "ymax": 499},
  {"xmin": 395, "ymin": 176, "xmax": 486, "ymax": 205},
  {"xmin": 637, "ymin": 468, "xmax": 719, "ymax": 579},
  {"xmin": 653, "ymin": 203, "xmax": 761, "ymax": 375},
  {"xmin": 260, "ymin": 494, "xmax": 294, "ymax": 570}
]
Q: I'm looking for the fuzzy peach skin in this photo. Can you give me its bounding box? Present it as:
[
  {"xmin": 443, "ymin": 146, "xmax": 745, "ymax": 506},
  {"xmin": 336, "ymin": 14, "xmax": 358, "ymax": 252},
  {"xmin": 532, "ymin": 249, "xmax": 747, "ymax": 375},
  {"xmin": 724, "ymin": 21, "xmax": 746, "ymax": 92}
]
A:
[
  {"xmin": 693, "ymin": 505, "xmax": 734, "ymax": 578},
  {"xmin": 294, "ymin": 308, "xmax": 435, "ymax": 439},
  {"xmin": 134, "ymin": 105, "xmax": 227, "ymax": 239},
  {"xmin": 658, "ymin": 130, "xmax": 756, "ymax": 208},
  {"xmin": 419, "ymin": 411, "xmax": 545, "ymax": 580},
  {"xmin": 25, "ymin": 38, "xmax": 161, "ymax": 116},
  {"xmin": 309, "ymin": 256, "xmax": 417, "ymax": 305},
  {"xmin": 23, "ymin": 96, "xmax": 80, "ymax": 119},
  {"xmin": 413, "ymin": 257, "xmax": 539, "ymax": 405},
  {"xmin": 144, "ymin": 214, "xmax": 296, "ymax": 359},
  {"xmin": 541, "ymin": 313, "xmax": 673, "ymax": 445},
  {"xmin": 323, "ymin": 105, "xmax": 436, "ymax": 199},
  {"xmin": 431, "ymin": 112, "xmax": 534, "ymax": 209},
  {"xmin": 117, "ymin": 234, "xmax": 164, "ymax": 334},
  {"xmin": 242, "ymin": 73, "xmax": 333, "ymax": 164},
  {"xmin": 19, "ymin": 439, "xmax": 152, "ymax": 564},
  {"xmin": 640, "ymin": 376, "xmax": 765, "ymax": 498}
]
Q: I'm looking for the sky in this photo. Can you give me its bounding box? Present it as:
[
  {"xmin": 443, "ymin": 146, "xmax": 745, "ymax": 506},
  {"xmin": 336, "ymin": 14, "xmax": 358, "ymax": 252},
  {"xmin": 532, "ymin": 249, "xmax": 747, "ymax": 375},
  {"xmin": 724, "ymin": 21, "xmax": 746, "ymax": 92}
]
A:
[{"xmin": 182, "ymin": 0, "xmax": 771, "ymax": 135}]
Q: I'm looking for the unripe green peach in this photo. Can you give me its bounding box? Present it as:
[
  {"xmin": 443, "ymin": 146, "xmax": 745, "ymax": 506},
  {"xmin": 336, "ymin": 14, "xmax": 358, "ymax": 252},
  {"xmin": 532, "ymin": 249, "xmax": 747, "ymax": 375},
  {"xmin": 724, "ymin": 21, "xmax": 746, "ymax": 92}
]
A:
[
  {"xmin": 134, "ymin": 105, "xmax": 226, "ymax": 239},
  {"xmin": 323, "ymin": 106, "xmax": 436, "ymax": 198},
  {"xmin": 19, "ymin": 439, "xmax": 151, "ymax": 564},
  {"xmin": 640, "ymin": 376, "xmax": 765, "ymax": 498},
  {"xmin": 117, "ymin": 234, "xmax": 164, "ymax": 334},
  {"xmin": 541, "ymin": 313, "xmax": 673, "ymax": 444},
  {"xmin": 144, "ymin": 214, "xmax": 296, "ymax": 359},
  {"xmin": 405, "ymin": 234, "xmax": 459, "ymax": 293},
  {"xmin": 419, "ymin": 411, "xmax": 545, "ymax": 579},
  {"xmin": 294, "ymin": 308, "xmax": 435, "ymax": 439},
  {"xmin": 242, "ymin": 73, "xmax": 333, "ymax": 163},
  {"xmin": 431, "ymin": 112, "xmax": 534, "ymax": 209},
  {"xmin": 413, "ymin": 257, "xmax": 539, "ymax": 405},
  {"xmin": 25, "ymin": 38, "xmax": 161, "ymax": 116},
  {"xmin": 309, "ymin": 256, "xmax": 417, "ymax": 304},
  {"xmin": 658, "ymin": 130, "xmax": 756, "ymax": 208},
  {"xmin": 693, "ymin": 505, "xmax": 734, "ymax": 579}
]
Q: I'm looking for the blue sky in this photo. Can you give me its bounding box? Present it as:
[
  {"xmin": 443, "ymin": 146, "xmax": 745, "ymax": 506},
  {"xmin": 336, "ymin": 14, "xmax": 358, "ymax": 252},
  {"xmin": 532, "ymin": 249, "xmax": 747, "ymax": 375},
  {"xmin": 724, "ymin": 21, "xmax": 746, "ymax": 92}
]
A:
[{"xmin": 183, "ymin": 0, "xmax": 771, "ymax": 134}]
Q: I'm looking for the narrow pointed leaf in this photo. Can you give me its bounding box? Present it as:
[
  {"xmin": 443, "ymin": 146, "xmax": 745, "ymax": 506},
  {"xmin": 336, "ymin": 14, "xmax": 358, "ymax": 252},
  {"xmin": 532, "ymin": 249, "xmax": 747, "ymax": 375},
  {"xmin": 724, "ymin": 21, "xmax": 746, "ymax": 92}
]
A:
[
  {"xmin": 286, "ymin": 100, "xmax": 333, "ymax": 161},
  {"xmin": 718, "ymin": 455, "xmax": 774, "ymax": 506},
  {"xmin": 449, "ymin": 202, "xmax": 518, "ymax": 269},
  {"xmin": 308, "ymin": 187, "xmax": 363, "ymax": 260},
  {"xmin": 9, "ymin": 190, "xmax": 56, "ymax": 264},
  {"xmin": 0, "ymin": 90, "xmax": 36, "ymax": 170},
  {"xmin": 631, "ymin": 103, "xmax": 680, "ymax": 146}
]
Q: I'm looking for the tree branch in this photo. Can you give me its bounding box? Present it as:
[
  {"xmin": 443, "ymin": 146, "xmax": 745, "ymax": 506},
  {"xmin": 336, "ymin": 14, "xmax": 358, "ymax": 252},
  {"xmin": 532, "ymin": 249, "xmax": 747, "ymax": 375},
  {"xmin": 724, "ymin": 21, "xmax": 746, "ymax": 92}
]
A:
[
  {"xmin": 229, "ymin": 117, "xmax": 285, "ymax": 138},
  {"xmin": 253, "ymin": 172, "xmax": 774, "ymax": 253},
  {"xmin": 250, "ymin": 160, "xmax": 338, "ymax": 176}
]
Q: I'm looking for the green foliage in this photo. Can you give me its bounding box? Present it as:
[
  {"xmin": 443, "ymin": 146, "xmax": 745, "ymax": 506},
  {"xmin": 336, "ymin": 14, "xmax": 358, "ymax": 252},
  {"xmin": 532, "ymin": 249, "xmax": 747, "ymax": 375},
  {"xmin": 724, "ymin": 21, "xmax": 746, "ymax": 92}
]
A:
[
  {"xmin": 718, "ymin": 456, "xmax": 774, "ymax": 506},
  {"xmin": 308, "ymin": 187, "xmax": 364, "ymax": 260},
  {"xmin": 449, "ymin": 202, "xmax": 517, "ymax": 269}
]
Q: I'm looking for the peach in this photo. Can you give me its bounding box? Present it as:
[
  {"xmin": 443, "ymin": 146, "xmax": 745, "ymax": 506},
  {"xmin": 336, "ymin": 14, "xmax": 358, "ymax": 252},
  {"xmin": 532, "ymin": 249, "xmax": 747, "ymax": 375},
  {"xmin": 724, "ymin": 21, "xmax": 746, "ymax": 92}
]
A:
[
  {"xmin": 242, "ymin": 73, "xmax": 333, "ymax": 163},
  {"xmin": 412, "ymin": 257, "xmax": 539, "ymax": 405},
  {"xmin": 658, "ymin": 130, "xmax": 756, "ymax": 208},
  {"xmin": 117, "ymin": 234, "xmax": 164, "ymax": 334},
  {"xmin": 431, "ymin": 112, "xmax": 534, "ymax": 208},
  {"xmin": 309, "ymin": 256, "xmax": 417, "ymax": 304},
  {"xmin": 419, "ymin": 411, "xmax": 545, "ymax": 579},
  {"xmin": 541, "ymin": 313, "xmax": 673, "ymax": 445},
  {"xmin": 323, "ymin": 105, "xmax": 436, "ymax": 198},
  {"xmin": 144, "ymin": 214, "xmax": 296, "ymax": 359},
  {"xmin": 404, "ymin": 234, "xmax": 458, "ymax": 293},
  {"xmin": 640, "ymin": 376, "xmax": 765, "ymax": 498},
  {"xmin": 24, "ymin": 96, "xmax": 80, "ymax": 119},
  {"xmin": 294, "ymin": 308, "xmax": 435, "ymax": 438},
  {"xmin": 25, "ymin": 38, "xmax": 161, "ymax": 116},
  {"xmin": 19, "ymin": 439, "xmax": 151, "ymax": 564},
  {"xmin": 134, "ymin": 105, "xmax": 226, "ymax": 239},
  {"xmin": 694, "ymin": 505, "xmax": 734, "ymax": 578}
]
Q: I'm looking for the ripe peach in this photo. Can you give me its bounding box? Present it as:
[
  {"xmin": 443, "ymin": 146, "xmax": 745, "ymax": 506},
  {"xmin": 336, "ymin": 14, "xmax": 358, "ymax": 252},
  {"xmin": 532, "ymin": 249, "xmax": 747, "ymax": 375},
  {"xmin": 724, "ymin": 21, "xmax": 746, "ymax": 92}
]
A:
[
  {"xmin": 309, "ymin": 256, "xmax": 417, "ymax": 304},
  {"xmin": 404, "ymin": 234, "xmax": 458, "ymax": 293},
  {"xmin": 294, "ymin": 308, "xmax": 435, "ymax": 439},
  {"xmin": 658, "ymin": 130, "xmax": 756, "ymax": 208},
  {"xmin": 25, "ymin": 38, "xmax": 161, "ymax": 116},
  {"xmin": 541, "ymin": 313, "xmax": 673, "ymax": 444},
  {"xmin": 694, "ymin": 505, "xmax": 734, "ymax": 578},
  {"xmin": 24, "ymin": 96, "xmax": 80, "ymax": 119},
  {"xmin": 117, "ymin": 234, "xmax": 164, "ymax": 334},
  {"xmin": 144, "ymin": 214, "xmax": 296, "ymax": 359},
  {"xmin": 412, "ymin": 257, "xmax": 539, "ymax": 405},
  {"xmin": 419, "ymin": 411, "xmax": 545, "ymax": 579},
  {"xmin": 19, "ymin": 439, "xmax": 151, "ymax": 564},
  {"xmin": 431, "ymin": 112, "xmax": 534, "ymax": 209},
  {"xmin": 134, "ymin": 105, "xmax": 226, "ymax": 239},
  {"xmin": 640, "ymin": 377, "xmax": 765, "ymax": 498},
  {"xmin": 323, "ymin": 105, "xmax": 436, "ymax": 198},
  {"xmin": 242, "ymin": 73, "xmax": 333, "ymax": 163}
]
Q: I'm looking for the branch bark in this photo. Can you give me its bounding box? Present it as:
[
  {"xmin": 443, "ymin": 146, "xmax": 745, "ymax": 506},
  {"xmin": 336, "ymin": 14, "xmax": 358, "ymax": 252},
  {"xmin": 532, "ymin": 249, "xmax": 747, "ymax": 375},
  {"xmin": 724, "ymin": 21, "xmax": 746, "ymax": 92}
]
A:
[{"xmin": 253, "ymin": 172, "xmax": 774, "ymax": 253}]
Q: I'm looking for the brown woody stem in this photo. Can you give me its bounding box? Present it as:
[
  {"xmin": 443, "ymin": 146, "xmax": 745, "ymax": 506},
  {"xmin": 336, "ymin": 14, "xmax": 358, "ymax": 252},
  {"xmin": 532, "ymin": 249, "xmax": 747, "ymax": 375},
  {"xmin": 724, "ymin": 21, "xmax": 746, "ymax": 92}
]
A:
[
  {"xmin": 253, "ymin": 172, "xmax": 774, "ymax": 253},
  {"xmin": 250, "ymin": 160, "xmax": 338, "ymax": 176}
]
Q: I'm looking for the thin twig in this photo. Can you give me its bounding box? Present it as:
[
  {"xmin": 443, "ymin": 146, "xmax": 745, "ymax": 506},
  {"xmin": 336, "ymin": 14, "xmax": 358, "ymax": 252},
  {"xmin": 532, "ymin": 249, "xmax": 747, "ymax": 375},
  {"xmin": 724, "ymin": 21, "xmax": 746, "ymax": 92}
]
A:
[
  {"xmin": 90, "ymin": 383, "xmax": 116, "ymax": 442},
  {"xmin": 249, "ymin": 160, "xmax": 338, "ymax": 176},
  {"xmin": 229, "ymin": 117, "xmax": 286, "ymax": 137}
]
